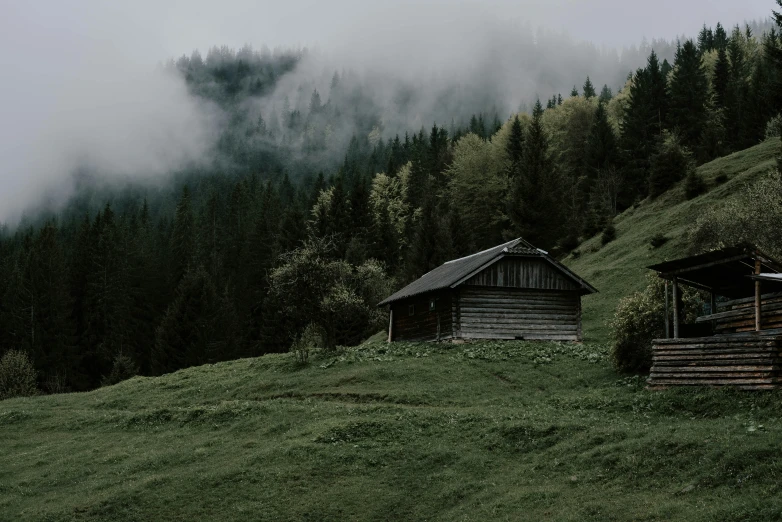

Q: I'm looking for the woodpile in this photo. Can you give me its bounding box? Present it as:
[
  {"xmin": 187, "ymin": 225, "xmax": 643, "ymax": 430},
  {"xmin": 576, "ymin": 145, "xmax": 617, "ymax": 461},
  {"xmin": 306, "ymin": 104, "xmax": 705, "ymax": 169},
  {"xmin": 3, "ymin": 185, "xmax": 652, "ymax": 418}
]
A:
[{"xmin": 648, "ymin": 335, "xmax": 782, "ymax": 390}]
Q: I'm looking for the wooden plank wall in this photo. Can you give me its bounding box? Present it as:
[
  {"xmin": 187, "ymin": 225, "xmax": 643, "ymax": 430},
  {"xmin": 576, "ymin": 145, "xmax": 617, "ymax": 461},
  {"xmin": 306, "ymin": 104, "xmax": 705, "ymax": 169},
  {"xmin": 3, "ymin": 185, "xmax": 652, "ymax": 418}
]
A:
[
  {"xmin": 648, "ymin": 335, "xmax": 782, "ymax": 390},
  {"xmin": 714, "ymin": 293, "xmax": 782, "ymax": 333},
  {"xmin": 464, "ymin": 258, "xmax": 579, "ymax": 291},
  {"xmin": 458, "ymin": 287, "xmax": 581, "ymax": 341},
  {"xmin": 391, "ymin": 292, "xmax": 453, "ymax": 342}
]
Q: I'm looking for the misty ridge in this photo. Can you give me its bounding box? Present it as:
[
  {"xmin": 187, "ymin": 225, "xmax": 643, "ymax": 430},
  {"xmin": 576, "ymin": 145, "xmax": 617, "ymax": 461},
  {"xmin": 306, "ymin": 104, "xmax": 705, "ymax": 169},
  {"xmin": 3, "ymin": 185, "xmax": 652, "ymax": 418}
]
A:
[{"xmin": 1, "ymin": 15, "xmax": 770, "ymax": 227}]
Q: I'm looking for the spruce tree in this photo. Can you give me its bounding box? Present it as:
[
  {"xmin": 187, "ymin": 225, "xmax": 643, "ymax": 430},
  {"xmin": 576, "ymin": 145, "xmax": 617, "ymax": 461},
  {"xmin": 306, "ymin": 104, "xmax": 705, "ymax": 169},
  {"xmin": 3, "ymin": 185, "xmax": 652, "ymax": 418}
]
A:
[
  {"xmin": 570, "ymin": 85, "xmax": 579, "ymax": 97},
  {"xmin": 509, "ymin": 101, "xmax": 559, "ymax": 249},
  {"xmin": 506, "ymin": 115, "xmax": 524, "ymax": 179},
  {"xmin": 713, "ymin": 46, "xmax": 730, "ymax": 109},
  {"xmin": 598, "ymin": 85, "xmax": 613, "ymax": 104},
  {"xmin": 582, "ymin": 77, "xmax": 596, "ymax": 99},
  {"xmin": 666, "ymin": 40, "xmax": 709, "ymax": 155}
]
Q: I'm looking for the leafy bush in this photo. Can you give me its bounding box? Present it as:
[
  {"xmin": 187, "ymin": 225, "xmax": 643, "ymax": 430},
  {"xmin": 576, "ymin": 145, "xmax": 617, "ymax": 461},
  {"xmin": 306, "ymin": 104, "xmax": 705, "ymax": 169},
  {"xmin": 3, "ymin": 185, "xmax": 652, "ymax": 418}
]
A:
[
  {"xmin": 268, "ymin": 238, "xmax": 395, "ymax": 350},
  {"xmin": 649, "ymin": 131, "xmax": 694, "ymax": 198},
  {"xmin": 610, "ymin": 274, "xmax": 703, "ymax": 373},
  {"xmin": 290, "ymin": 324, "xmax": 325, "ymax": 365},
  {"xmin": 684, "ymin": 170, "xmax": 706, "ymax": 199},
  {"xmin": 0, "ymin": 350, "xmax": 38, "ymax": 400},
  {"xmin": 765, "ymin": 113, "xmax": 782, "ymax": 139},
  {"xmin": 649, "ymin": 233, "xmax": 669, "ymax": 249},
  {"xmin": 101, "ymin": 353, "xmax": 139, "ymax": 387},
  {"xmin": 601, "ymin": 223, "xmax": 616, "ymax": 245},
  {"xmin": 691, "ymin": 173, "xmax": 782, "ymax": 257}
]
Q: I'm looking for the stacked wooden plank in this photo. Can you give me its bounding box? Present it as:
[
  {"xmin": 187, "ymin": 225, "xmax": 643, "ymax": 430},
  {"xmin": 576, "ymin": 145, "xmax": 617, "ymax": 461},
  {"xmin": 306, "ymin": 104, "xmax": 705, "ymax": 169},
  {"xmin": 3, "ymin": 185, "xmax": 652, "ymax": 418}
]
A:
[
  {"xmin": 457, "ymin": 287, "xmax": 581, "ymax": 341},
  {"xmin": 649, "ymin": 335, "xmax": 782, "ymax": 390},
  {"xmin": 695, "ymin": 292, "xmax": 782, "ymax": 334}
]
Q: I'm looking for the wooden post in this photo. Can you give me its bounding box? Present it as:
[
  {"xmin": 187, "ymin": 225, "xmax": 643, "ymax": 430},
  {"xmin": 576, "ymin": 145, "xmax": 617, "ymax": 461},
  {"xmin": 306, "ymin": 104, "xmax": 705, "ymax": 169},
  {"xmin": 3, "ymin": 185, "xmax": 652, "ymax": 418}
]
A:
[
  {"xmin": 664, "ymin": 280, "xmax": 670, "ymax": 339},
  {"xmin": 710, "ymin": 291, "xmax": 717, "ymax": 334},
  {"xmin": 755, "ymin": 259, "xmax": 762, "ymax": 332},
  {"xmin": 387, "ymin": 309, "xmax": 393, "ymax": 343},
  {"xmin": 672, "ymin": 277, "xmax": 680, "ymax": 339}
]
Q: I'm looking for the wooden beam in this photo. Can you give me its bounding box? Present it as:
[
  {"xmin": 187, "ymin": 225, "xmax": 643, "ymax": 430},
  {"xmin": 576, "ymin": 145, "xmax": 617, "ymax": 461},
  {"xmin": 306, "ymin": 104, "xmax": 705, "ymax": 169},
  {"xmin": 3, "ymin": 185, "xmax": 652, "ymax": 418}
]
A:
[
  {"xmin": 387, "ymin": 309, "xmax": 393, "ymax": 343},
  {"xmin": 665, "ymin": 280, "xmax": 670, "ymax": 339},
  {"xmin": 756, "ymin": 259, "xmax": 762, "ymax": 332},
  {"xmin": 672, "ymin": 277, "xmax": 680, "ymax": 339}
]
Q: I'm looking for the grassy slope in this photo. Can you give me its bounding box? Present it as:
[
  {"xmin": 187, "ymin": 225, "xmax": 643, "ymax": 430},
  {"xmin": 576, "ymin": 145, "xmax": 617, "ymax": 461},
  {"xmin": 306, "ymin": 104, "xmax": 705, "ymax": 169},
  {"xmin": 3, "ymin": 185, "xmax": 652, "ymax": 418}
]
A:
[
  {"xmin": 565, "ymin": 138, "xmax": 781, "ymax": 342},
  {"xmin": 2, "ymin": 141, "xmax": 781, "ymax": 521},
  {"xmin": 3, "ymin": 341, "xmax": 782, "ymax": 521}
]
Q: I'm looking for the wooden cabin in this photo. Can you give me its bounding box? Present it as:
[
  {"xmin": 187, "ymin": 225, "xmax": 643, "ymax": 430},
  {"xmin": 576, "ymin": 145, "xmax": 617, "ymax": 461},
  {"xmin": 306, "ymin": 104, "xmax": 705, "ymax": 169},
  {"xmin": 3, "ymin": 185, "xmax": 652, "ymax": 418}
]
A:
[
  {"xmin": 378, "ymin": 238, "xmax": 597, "ymax": 342},
  {"xmin": 647, "ymin": 244, "xmax": 782, "ymax": 390}
]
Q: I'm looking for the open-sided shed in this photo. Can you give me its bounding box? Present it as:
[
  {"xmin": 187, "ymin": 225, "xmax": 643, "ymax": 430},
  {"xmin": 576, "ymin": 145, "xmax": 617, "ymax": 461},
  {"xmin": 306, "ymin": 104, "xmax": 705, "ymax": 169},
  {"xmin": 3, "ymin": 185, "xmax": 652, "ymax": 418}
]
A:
[
  {"xmin": 647, "ymin": 244, "xmax": 782, "ymax": 389},
  {"xmin": 378, "ymin": 238, "xmax": 597, "ymax": 342}
]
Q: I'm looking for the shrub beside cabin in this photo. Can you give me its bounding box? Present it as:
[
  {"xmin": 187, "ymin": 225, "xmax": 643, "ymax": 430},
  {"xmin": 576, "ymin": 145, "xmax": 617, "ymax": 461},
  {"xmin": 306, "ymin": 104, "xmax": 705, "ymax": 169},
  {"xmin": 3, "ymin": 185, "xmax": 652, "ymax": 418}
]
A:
[{"xmin": 378, "ymin": 239, "xmax": 597, "ymax": 342}]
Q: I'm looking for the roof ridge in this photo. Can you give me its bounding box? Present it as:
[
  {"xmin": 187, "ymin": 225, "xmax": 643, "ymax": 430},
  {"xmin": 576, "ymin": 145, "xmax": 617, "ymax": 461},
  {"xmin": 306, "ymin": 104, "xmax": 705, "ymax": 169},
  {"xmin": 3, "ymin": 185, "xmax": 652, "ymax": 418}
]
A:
[{"xmin": 443, "ymin": 238, "xmax": 519, "ymax": 265}]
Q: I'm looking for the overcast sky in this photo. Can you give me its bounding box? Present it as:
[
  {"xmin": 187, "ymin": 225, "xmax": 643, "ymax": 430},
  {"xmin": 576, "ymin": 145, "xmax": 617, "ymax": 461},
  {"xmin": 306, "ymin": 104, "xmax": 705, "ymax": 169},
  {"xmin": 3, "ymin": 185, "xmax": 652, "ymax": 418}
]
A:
[{"xmin": 0, "ymin": 0, "xmax": 775, "ymax": 223}]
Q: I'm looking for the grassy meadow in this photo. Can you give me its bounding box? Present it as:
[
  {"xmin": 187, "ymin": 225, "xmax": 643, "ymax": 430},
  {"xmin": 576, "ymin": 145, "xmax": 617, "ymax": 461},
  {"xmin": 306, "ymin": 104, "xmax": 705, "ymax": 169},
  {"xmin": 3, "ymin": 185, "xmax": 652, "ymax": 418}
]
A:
[{"xmin": 2, "ymin": 340, "xmax": 782, "ymax": 521}]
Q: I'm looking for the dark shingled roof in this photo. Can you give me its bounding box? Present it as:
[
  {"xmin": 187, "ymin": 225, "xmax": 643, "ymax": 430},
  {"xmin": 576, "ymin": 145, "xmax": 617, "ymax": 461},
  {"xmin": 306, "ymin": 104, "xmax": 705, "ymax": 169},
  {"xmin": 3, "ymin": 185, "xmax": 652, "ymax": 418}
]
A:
[{"xmin": 378, "ymin": 238, "xmax": 596, "ymax": 306}]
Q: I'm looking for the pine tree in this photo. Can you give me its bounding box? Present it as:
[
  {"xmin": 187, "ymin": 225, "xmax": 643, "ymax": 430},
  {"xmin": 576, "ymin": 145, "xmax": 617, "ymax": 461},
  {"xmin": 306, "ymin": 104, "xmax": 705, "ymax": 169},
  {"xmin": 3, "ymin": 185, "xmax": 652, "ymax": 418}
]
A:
[
  {"xmin": 598, "ymin": 85, "xmax": 613, "ymax": 104},
  {"xmin": 152, "ymin": 267, "xmax": 240, "ymax": 375},
  {"xmin": 582, "ymin": 77, "xmax": 596, "ymax": 99},
  {"xmin": 506, "ymin": 115, "xmax": 525, "ymax": 179},
  {"xmin": 666, "ymin": 40, "xmax": 709, "ymax": 154},
  {"xmin": 714, "ymin": 23, "xmax": 729, "ymax": 51},
  {"xmin": 570, "ymin": 85, "xmax": 579, "ymax": 97},
  {"xmin": 509, "ymin": 101, "xmax": 560, "ymax": 249},
  {"xmin": 171, "ymin": 187, "xmax": 195, "ymax": 286},
  {"xmin": 713, "ymin": 46, "xmax": 730, "ymax": 109},
  {"xmin": 620, "ymin": 51, "xmax": 669, "ymax": 203}
]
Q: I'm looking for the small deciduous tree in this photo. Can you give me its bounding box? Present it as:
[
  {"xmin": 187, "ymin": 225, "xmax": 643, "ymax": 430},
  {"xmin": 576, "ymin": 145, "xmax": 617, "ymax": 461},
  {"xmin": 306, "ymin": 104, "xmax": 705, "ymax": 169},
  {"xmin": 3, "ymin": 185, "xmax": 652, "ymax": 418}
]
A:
[
  {"xmin": 611, "ymin": 274, "xmax": 702, "ymax": 373},
  {"xmin": 0, "ymin": 350, "xmax": 38, "ymax": 400},
  {"xmin": 648, "ymin": 131, "xmax": 694, "ymax": 198}
]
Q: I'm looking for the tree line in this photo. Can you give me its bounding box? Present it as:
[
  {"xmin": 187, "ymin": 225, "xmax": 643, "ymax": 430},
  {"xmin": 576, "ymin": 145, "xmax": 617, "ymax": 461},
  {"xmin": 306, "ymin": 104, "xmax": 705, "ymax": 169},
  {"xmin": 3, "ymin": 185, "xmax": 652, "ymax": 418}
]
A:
[{"xmin": 2, "ymin": 7, "xmax": 782, "ymax": 392}]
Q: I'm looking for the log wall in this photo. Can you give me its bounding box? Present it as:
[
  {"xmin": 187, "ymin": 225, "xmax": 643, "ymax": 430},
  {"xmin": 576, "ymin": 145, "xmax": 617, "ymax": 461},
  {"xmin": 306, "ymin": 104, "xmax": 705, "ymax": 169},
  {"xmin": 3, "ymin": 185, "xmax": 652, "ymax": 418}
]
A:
[
  {"xmin": 649, "ymin": 335, "xmax": 782, "ymax": 390},
  {"xmin": 457, "ymin": 287, "xmax": 581, "ymax": 341},
  {"xmin": 390, "ymin": 292, "xmax": 453, "ymax": 342},
  {"xmin": 713, "ymin": 293, "xmax": 782, "ymax": 334}
]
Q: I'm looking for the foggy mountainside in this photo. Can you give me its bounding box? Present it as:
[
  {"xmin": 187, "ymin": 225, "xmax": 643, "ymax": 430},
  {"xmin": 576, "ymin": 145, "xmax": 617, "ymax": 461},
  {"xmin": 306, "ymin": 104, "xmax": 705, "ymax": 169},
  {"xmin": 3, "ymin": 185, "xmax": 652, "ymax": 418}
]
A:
[{"xmin": 1, "ymin": 1, "xmax": 782, "ymax": 394}]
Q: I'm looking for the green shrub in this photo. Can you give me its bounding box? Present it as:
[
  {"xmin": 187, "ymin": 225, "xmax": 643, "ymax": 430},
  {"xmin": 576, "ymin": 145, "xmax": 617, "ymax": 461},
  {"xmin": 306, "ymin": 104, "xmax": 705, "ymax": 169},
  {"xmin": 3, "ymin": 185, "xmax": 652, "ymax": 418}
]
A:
[
  {"xmin": 649, "ymin": 233, "xmax": 669, "ymax": 249},
  {"xmin": 610, "ymin": 274, "xmax": 702, "ymax": 373},
  {"xmin": 765, "ymin": 113, "xmax": 782, "ymax": 139},
  {"xmin": 0, "ymin": 350, "xmax": 38, "ymax": 400},
  {"xmin": 684, "ymin": 170, "xmax": 706, "ymax": 199},
  {"xmin": 649, "ymin": 131, "xmax": 694, "ymax": 198},
  {"xmin": 601, "ymin": 224, "xmax": 616, "ymax": 245},
  {"xmin": 101, "ymin": 353, "xmax": 139, "ymax": 387},
  {"xmin": 691, "ymin": 173, "xmax": 782, "ymax": 257},
  {"xmin": 290, "ymin": 324, "xmax": 326, "ymax": 365}
]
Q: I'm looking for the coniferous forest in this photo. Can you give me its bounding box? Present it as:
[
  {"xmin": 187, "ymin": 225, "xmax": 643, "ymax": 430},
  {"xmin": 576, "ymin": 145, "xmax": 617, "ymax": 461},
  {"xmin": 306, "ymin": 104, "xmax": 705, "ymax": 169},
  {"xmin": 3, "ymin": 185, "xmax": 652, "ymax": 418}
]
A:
[{"xmin": 2, "ymin": 9, "xmax": 782, "ymax": 393}]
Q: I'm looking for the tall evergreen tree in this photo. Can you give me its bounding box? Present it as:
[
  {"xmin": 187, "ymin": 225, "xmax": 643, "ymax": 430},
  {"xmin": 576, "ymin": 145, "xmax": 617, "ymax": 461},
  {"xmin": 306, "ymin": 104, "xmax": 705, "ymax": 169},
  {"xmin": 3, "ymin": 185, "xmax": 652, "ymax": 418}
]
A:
[
  {"xmin": 509, "ymin": 101, "xmax": 559, "ymax": 249},
  {"xmin": 666, "ymin": 40, "xmax": 710, "ymax": 155},
  {"xmin": 582, "ymin": 77, "xmax": 596, "ymax": 99}
]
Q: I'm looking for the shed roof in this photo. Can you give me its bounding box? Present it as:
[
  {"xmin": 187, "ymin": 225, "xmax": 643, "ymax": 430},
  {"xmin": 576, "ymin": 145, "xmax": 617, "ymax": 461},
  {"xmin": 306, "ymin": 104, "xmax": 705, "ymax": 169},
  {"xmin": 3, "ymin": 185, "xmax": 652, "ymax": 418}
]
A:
[
  {"xmin": 647, "ymin": 243, "xmax": 782, "ymax": 298},
  {"xmin": 378, "ymin": 238, "xmax": 596, "ymax": 306}
]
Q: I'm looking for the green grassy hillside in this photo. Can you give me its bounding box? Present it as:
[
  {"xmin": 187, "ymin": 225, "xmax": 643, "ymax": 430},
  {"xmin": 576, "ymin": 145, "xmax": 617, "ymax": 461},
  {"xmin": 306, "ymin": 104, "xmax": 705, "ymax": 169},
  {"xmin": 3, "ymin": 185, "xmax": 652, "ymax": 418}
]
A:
[
  {"xmin": 3, "ymin": 141, "xmax": 781, "ymax": 521},
  {"xmin": 3, "ymin": 341, "xmax": 782, "ymax": 521},
  {"xmin": 565, "ymin": 138, "xmax": 781, "ymax": 342}
]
